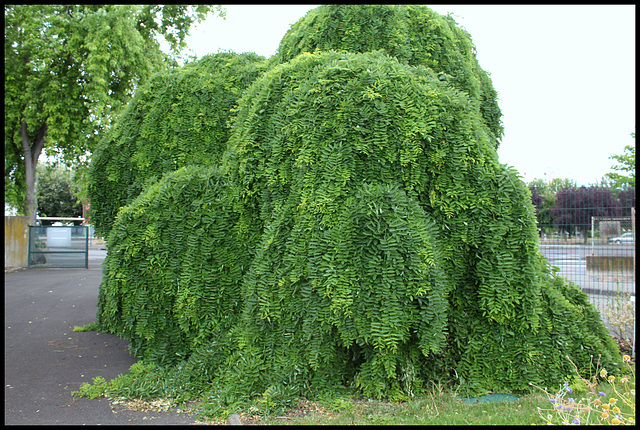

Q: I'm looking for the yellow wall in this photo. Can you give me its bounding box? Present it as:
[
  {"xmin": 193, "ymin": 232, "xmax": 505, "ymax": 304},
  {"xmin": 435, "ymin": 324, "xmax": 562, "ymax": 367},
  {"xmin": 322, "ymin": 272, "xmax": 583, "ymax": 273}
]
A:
[{"xmin": 4, "ymin": 216, "xmax": 30, "ymax": 269}]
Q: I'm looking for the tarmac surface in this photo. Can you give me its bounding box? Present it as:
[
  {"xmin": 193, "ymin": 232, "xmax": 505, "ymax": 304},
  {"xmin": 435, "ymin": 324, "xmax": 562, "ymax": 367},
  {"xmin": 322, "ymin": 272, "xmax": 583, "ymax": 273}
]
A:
[{"xmin": 4, "ymin": 247, "xmax": 206, "ymax": 425}]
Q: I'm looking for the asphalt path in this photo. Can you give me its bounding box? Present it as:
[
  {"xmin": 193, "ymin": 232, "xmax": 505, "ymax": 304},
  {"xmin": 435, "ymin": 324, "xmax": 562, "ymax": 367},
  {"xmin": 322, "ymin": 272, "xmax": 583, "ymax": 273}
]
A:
[{"xmin": 4, "ymin": 249, "xmax": 204, "ymax": 425}]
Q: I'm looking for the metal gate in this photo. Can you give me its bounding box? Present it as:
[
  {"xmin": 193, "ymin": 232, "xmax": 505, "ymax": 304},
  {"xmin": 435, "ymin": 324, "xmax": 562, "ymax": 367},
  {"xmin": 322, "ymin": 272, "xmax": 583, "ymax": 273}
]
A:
[{"xmin": 28, "ymin": 225, "xmax": 89, "ymax": 269}]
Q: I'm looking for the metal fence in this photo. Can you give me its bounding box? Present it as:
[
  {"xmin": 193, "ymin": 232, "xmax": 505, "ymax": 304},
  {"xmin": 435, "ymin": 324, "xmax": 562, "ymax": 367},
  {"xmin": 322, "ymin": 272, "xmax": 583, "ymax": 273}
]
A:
[
  {"xmin": 530, "ymin": 187, "xmax": 635, "ymax": 346},
  {"xmin": 28, "ymin": 225, "xmax": 89, "ymax": 269}
]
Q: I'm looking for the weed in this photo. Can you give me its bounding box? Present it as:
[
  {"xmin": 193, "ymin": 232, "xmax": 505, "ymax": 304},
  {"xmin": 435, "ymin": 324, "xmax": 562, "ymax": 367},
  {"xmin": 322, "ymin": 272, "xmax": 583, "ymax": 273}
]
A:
[
  {"xmin": 605, "ymin": 290, "xmax": 635, "ymax": 352},
  {"xmin": 72, "ymin": 321, "xmax": 100, "ymax": 332},
  {"xmin": 531, "ymin": 354, "xmax": 635, "ymax": 425},
  {"xmin": 73, "ymin": 376, "xmax": 107, "ymax": 399}
]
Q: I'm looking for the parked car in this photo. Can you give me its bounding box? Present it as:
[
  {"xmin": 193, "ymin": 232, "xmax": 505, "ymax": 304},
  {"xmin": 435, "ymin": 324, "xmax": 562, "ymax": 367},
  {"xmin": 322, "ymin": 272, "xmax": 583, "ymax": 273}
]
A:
[{"xmin": 608, "ymin": 232, "xmax": 634, "ymax": 244}]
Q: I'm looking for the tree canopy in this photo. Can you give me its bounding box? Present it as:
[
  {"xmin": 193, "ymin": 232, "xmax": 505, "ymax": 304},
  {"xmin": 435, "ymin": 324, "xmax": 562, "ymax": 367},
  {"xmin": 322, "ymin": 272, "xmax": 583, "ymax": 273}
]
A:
[
  {"xmin": 527, "ymin": 178, "xmax": 577, "ymax": 229},
  {"xmin": 605, "ymin": 136, "xmax": 635, "ymax": 189},
  {"xmin": 97, "ymin": 165, "xmax": 258, "ymax": 363},
  {"xmin": 84, "ymin": 4, "xmax": 623, "ymax": 417},
  {"xmin": 87, "ymin": 52, "xmax": 266, "ymax": 236},
  {"xmin": 4, "ymin": 4, "xmax": 220, "ymax": 221}
]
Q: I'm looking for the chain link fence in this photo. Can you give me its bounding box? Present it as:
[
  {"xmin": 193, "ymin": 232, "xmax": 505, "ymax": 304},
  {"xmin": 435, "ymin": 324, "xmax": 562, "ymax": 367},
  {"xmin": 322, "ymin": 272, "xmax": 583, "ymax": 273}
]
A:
[{"xmin": 530, "ymin": 186, "xmax": 635, "ymax": 350}]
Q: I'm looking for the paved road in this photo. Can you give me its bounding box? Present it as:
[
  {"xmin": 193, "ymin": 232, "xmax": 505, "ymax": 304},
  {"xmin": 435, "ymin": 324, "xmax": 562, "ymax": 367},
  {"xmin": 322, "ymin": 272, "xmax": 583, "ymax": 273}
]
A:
[
  {"xmin": 539, "ymin": 244, "xmax": 635, "ymax": 297},
  {"xmin": 4, "ymin": 249, "xmax": 204, "ymax": 425},
  {"xmin": 538, "ymin": 243, "xmax": 635, "ymax": 339},
  {"xmin": 540, "ymin": 243, "xmax": 634, "ymax": 259}
]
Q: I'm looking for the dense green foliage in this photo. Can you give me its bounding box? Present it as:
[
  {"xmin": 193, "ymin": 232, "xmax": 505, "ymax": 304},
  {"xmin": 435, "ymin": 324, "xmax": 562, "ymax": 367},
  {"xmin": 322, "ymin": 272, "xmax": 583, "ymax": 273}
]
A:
[
  {"xmin": 87, "ymin": 52, "xmax": 266, "ymax": 236},
  {"xmin": 272, "ymin": 4, "xmax": 503, "ymax": 149},
  {"xmin": 4, "ymin": 4, "xmax": 218, "ymax": 220},
  {"xmin": 97, "ymin": 165, "xmax": 259, "ymax": 363},
  {"xmin": 35, "ymin": 163, "xmax": 83, "ymax": 221},
  {"xmin": 96, "ymin": 48, "xmax": 621, "ymax": 408},
  {"xmin": 605, "ymin": 138, "xmax": 635, "ymax": 189}
]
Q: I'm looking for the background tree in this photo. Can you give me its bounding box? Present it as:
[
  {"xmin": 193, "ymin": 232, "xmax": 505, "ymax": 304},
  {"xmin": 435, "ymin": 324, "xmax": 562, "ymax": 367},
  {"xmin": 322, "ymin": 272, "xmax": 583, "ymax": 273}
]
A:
[
  {"xmin": 551, "ymin": 186, "xmax": 620, "ymax": 242},
  {"xmin": 4, "ymin": 4, "xmax": 222, "ymax": 223},
  {"xmin": 528, "ymin": 178, "xmax": 576, "ymax": 234},
  {"xmin": 87, "ymin": 52, "xmax": 266, "ymax": 237},
  {"xmin": 605, "ymin": 134, "xmax": 635, "ymax": 189},
  {"xmin": 35, "ymin": 163, "xmax": 83, "ymax": 225},
  {"xmin": 617, "ymin": 188, "xmax": 635, "ymax": 214}
]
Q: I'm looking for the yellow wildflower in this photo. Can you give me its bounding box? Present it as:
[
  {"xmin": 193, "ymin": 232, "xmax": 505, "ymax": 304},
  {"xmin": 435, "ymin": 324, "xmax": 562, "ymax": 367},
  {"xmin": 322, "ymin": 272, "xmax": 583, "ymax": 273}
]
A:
[
  {"xmin": 601, "ymin": 412, "xmax": 610, "ymax": 419},
  {"xmin": 602, "ymin": 404, "xmax": 611, "ymax": 410},
  {"xmin": 600, "ymin": 369, "xmax": 608, "ymax": 378},
  {"xmin": 612, "ymin": 406, "xmax": 621, "ymax": 413},
  {"xmin": 622, "ymin": 355, "xmax": 630, "ymax": 362},
  {"xmin": 609, "ymin": 398, "xmax": 617, "ymax": 404},
  {"xmin": 611, "ymin": 417, "xmax": 621, "ymax": 425}
]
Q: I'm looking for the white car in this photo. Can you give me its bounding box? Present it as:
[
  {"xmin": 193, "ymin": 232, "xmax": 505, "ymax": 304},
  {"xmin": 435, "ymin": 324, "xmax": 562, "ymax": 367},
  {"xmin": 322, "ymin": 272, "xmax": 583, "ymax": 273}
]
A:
[{"xmin": 608, "ymin": 232, "xmax": 634, "ymax": 244}]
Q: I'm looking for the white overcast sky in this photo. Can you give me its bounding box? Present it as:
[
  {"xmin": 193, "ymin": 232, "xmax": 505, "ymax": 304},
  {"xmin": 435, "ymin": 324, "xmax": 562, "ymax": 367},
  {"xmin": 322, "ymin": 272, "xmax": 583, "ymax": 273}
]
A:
[{"xmin": 183, "ymin": 4, "xmax": 636, "ymax": 186}]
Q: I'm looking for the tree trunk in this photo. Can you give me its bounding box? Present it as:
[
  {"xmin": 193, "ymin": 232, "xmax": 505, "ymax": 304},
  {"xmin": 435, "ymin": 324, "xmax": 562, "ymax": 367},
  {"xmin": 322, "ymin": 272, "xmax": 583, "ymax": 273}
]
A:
[{"xmin": 20, "ymin": 120, "xmax": 48, "ymax": 225}]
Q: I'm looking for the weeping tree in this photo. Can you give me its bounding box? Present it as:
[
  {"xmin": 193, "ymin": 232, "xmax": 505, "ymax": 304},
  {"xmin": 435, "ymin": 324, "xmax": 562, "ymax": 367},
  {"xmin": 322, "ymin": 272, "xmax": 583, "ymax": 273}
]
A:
[
  {"xmin": 87, "ymin": 51, "xmax": 266, "ymax": 236},
  {"xmin": 96, "ymin": 49, "xmax": 620, "ymax": 407},
  {"xmin": 271, "ymin": 4, "xmax": 504, "ymax": 149},
  {"xmin": 223, "ymin": 50, "xmax": 619, "ymax": 397}
]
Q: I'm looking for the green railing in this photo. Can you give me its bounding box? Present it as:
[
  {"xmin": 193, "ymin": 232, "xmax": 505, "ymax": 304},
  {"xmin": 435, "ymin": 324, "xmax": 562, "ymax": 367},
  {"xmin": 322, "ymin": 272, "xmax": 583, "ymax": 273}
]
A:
[{"xmin": 28, "ymin": 225, "xmax": 89, "ymax": 269}]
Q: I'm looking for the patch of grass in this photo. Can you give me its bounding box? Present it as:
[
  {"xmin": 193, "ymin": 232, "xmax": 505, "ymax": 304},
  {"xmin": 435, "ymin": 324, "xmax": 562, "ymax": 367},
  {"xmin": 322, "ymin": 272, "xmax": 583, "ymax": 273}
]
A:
[
  {"xmin": 72, "ymin": 321, "xmax": 100, "ymax": 332},
  {"xmin": 72, "ymin": 362, "xmax": 634, "ymax": 425},
  {"xmin": 71, "ymin": 341, "xmax": 634, "ymax": 425},
  {"xmin": 251, "ymin": 391, "xmax": 546, "ymax": 425},
  {"xmin": 218, "ymin": 357, "xmax": 635, "ymax": 426}
]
